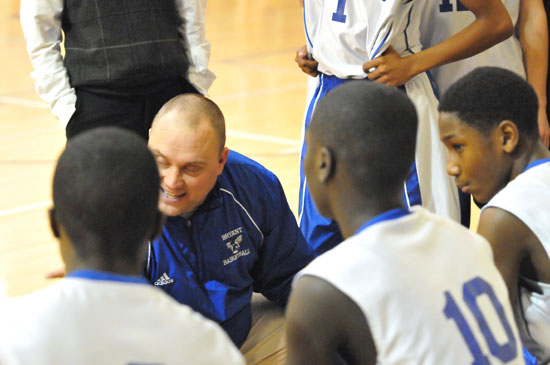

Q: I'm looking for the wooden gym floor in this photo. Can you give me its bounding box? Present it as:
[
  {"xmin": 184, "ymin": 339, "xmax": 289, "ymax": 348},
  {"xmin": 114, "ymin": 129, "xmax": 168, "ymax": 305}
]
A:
[{"xmin": 0, "ymin": 0, "xmax": 479, "ymax": 299}]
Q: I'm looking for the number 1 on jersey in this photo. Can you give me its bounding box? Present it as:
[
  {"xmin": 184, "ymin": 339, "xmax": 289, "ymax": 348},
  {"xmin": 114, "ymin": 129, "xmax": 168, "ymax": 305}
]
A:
[{"xmin": 332, "ymin": 0, "xmax": 347, "ymax": 23}]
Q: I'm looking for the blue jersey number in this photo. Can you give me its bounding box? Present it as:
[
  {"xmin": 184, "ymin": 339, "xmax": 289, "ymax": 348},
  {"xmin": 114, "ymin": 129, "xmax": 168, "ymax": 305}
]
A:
[
  {"xmin": 332, "ymin": 0, "xmax": 390, "ymax": 23},
  {"xmin": 439, "ymin": 0, "xmax": 467, "ymax": 12},
  {"xmin": 444, "ymin": 277, "xmax": 518, "ymax": 364},
  {"xmin": 332, "ymin": 0, "xmax": 347, "ymax": 23}
]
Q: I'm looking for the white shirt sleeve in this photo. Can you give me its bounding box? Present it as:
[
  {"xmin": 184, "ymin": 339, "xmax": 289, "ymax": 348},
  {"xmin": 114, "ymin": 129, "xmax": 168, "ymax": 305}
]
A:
[
  {"xmin": 176, "ymin": 0, "xmax": 216, "ymax": 95},
  {"xmin": 20, "ymin": 0, "xmax": 76, "ymax": 128}
]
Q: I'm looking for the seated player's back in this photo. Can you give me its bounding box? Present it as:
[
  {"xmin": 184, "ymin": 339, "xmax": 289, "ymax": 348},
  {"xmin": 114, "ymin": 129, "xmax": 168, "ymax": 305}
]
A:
[
  {"xmin": 300, "ymin": 207, "xmax": 523, "ymax": 364},
  {"xmin": 0, "ymin": 277, "xmax": 243, "ymax": 364}
]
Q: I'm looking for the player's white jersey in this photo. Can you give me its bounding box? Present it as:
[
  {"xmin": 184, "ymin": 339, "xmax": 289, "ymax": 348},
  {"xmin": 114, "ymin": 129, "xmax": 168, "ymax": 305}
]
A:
[
  {"xmin": 420, "ymin": 0, "xmax": 525, "ymax": 95},
  {"xmin": 302, "ymin": 0, "xmax": 460, "ymax": 222},
  {"xmin": 296, "ymin": 207, "xmax": 524, "ymax": 364},
  {"xmin": 304, "ymin": 0, "xmax": 418, "ymax": 78},
  {"xmin": 0, "ymin": 277, "xmax": 245, "ymax": 365},
  {"xmin": 484, "ymin": 160, "xmax": 550, "ymax": 362}
]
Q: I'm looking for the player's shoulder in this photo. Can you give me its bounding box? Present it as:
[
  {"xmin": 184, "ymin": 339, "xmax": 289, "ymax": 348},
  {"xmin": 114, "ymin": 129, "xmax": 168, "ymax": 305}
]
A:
[
  {"xmin": 297, "ymin": 230, "xmax": 373, "ymax": 280},
  {"xmin": 0, "ymin": 280, "xmax": 75, "ymax": 341},
  {"xmin": 511, "ymin": 161, "xmax": 550, "ymax": 188},
  {"xmin": 484, "ymin": 161, "xmax": 550, "ymax": 216},
  {"xmin": 414, "ymin": 207, "xmax": 491, "ymax": 246},
  {"xmin": 0, "ymin": 280, "xmax": 66, "ymax": 313},
  {"xmin": 150, "ymin": 291, "xmax": 245, "ymax": 363}
]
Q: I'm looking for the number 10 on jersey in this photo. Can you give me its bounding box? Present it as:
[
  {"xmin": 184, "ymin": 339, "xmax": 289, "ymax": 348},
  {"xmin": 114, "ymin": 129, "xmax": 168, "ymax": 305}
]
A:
[{"xmin": 444, "ymin": 277, "xmax": 518, "ymax": 364}]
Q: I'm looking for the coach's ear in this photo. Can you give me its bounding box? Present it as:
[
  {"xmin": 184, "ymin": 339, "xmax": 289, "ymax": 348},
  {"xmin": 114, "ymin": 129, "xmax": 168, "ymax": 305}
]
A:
[
  {"xmin": 498, "ymin": 120, "xmax": 519, "ymax": 154},
  {"xmin": 150, "ymin": 210, "xmax": 166, "ymax": 240},
  {"xmin": 48, "ymin": 207, "xmax": 60, "ymax": 238}
]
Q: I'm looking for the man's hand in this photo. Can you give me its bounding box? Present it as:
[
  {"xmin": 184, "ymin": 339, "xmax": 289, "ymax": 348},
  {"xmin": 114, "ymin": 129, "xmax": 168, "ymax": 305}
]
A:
[
  {"xmin": 45, "ymin": 267, "xmax": 66, "ymax": 279},
  {"xmin": 295, "ymin": 45, "xmax": 319, "ymax": 77},
  {"xmin": 362, "ymin": 46, "xmax": 415, "ymax": 86},
  {"xmin": 538, "ymin": 109, "xmax": 550, "ymax": 147}
]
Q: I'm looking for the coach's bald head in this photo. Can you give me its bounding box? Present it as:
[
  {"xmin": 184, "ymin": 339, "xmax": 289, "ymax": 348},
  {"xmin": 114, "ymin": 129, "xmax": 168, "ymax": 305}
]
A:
[{"xmin": 151, "ymin": 94, "xmax": 226, "ymax": 152}]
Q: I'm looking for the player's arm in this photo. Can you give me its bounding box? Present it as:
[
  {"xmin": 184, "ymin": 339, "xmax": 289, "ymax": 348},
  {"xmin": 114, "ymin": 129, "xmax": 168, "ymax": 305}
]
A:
[
  {"xmin": 176, "ymin": 0, "xmax": 216, "ymax": 94},
  {"xmin": 20, "ymin": 0, "xmax": 77, "ymax": 127},
  {"xmin": 518, "ymin": 0, "xmax": 550, "ymax": 147},
  {"xmin": 364, "ymin": 0, "xmax": 513, "ymax": 86},
  {"xmin": 295, "ymin": 0, "xmax": 318, "ymax": 76},
  {"xmin": 286, "ymin": 275, "xmax": 376, "ymax": 365},
  {"xmin": 477, "ymin": 207, "xmax": 532, "ymax": 308}
]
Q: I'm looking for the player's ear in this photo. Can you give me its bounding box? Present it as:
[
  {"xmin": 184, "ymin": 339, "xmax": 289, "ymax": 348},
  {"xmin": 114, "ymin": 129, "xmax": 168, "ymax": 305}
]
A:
[
  {"xmin": 498, "ymin": 120, "xmax": 519, "ymax": 154},
  {"xmin": 318, "ymin": 147, "xmax": 334, "ymax": 183},
  {"xmin": 48, "ymin": 207, "xmax": 60, "ymax": 238},
  {"xmin": 150, "ymin": 210, "xmax": 166, "ymax": 240}
]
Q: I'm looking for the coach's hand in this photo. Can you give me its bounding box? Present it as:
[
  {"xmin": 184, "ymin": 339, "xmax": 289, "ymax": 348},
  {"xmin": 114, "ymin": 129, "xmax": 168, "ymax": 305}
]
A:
[
  {"xmin": 295, "ymin": 45, "xmax": 319, "ymax": 77},
  {"xmin": 363, "ymin": 46, "xmax": 415, "ymax": 87}
]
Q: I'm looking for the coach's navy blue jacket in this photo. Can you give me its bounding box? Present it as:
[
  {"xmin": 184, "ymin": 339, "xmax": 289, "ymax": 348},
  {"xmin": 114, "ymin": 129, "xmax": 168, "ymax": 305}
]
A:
[{"xmin": 146, "ymin": 150, "xmax": 314, "ymax": 346}]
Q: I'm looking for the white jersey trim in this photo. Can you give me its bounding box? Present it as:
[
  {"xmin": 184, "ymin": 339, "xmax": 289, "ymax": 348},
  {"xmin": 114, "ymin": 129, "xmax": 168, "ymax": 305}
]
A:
[{"xmin": 220, "ymin": 188, "xmax": 264, "ymax": 245}]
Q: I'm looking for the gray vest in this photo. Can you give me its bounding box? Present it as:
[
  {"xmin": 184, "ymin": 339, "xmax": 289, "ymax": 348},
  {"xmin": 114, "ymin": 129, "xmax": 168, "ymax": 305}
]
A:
[{"xmin": 62, "ymin": 0, "xmax": 189, "ymax": 87}]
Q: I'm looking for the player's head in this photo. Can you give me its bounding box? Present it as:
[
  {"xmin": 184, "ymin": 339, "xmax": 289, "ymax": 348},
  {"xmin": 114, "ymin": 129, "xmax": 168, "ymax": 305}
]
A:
[
  {"xmin": 305, "ymin": 81, "xmax": 417, "ymax": 220},
  {"xmin": 438, "ymin": 66, "xmax": 539, "ymax": 203},
  {"xmin": 51, "ymin": 127, "xmax": 162, "ymax": 271},
  {"xmin": 148, "ymin": 94, "xmax": 229, "ymax": 216}
]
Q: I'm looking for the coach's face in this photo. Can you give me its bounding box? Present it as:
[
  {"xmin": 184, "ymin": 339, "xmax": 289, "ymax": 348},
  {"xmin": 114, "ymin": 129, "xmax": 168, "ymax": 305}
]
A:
[{"xmin": 148, "ymin": 112, "xmax": 228, "ymax": 216}]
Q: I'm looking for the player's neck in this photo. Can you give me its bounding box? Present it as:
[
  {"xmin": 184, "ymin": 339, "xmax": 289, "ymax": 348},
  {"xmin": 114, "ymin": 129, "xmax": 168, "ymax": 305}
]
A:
[
  {"xmin": 334, "ymin": 194, "xmax": 403, "ymax": 240},
  {"xmin": 66, "ymin": 256, "xmax": 144, "ymax": 277},
  {"xmin": 511, "ymin": 141, "xmax": 550, "ymax": 181}
]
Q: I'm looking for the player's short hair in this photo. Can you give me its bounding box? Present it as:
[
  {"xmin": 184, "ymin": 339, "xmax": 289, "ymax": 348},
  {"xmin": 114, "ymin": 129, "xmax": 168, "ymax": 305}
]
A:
[
  {"xmin": 53, "ymin": 127, "xmax": 160, "ymax": 261},
  {"xmin": 439, "ymin": 66, "xmax": 538, "ymax": 137},
  {"xmin": 310, "ymin": 81, "xmax": 418, "ymax": 192},
  {"xmin": 153, "ymin": 94, "xmax": 226, "ymax": 152}
]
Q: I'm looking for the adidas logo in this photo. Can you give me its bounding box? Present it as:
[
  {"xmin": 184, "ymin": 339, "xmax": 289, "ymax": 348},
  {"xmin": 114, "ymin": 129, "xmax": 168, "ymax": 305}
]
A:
[{"xmin": 154, "ymin": 272, "xmax": 174, "ymax": 286}]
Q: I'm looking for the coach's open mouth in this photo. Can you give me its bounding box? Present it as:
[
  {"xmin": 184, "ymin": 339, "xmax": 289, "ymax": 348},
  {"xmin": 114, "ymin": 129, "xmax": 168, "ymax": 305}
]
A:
[{"xmin": 160, "ymin": 188, "xmax": 186, "ymax": 202}]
